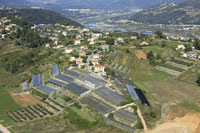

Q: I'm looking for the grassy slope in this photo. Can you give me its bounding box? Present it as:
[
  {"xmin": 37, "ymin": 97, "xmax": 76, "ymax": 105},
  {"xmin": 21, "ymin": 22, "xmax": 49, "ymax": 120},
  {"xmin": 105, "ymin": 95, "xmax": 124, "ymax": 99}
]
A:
[
  {"xmin": 70, "ymin": 106, "xmax": 96, "ymax": 122},
  {"xmin": 0, "ymin": 88, "xmax": 21, "ymax": 112}
]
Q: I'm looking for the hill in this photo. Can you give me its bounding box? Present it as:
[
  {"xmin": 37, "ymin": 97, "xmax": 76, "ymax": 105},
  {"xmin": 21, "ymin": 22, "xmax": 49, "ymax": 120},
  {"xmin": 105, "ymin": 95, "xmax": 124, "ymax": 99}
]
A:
[
  {"xmin": 129, "ymin": 0, "xmax": 200, "ymax": 24},
  {"xmin": 26, "ymin": 0, "xmax": 185, "ymax": 10},
  {"xmin": 0, "ymin": 0, "xmax": 34, "ymax": 8},
  {"xmin": 0, "ymin": 9, "xmax": 82, "ymax": 27}
]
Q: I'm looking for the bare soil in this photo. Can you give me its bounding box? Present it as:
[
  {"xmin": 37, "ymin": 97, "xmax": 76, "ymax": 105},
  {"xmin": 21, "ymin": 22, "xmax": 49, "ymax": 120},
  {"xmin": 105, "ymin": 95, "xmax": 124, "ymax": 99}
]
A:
[
  {"xmin": 12, "ymin": 93, "xmax": 40, "ymax": 107},
  {"xmin": 136, "ymin": 50, "xmax": 147, "ymax": 60},
  {"xmin": 150, "ymin": 107, "xmax": 200, "ymax": 133}
]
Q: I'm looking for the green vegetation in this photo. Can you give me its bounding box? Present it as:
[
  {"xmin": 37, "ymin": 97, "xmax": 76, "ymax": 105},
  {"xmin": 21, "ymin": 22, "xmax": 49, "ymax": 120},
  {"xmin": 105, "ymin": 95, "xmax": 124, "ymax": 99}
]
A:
[
  {"xmin": 184, "ymin": 44, "xmax": 192, "ymax": 52},
  {"xmin": 0, "ymin": 67, "xmax": 21, "ymax": 88},
  {"xmin": 32, "ymin": 89, "xmax": 49, "ymax": 100},
  {"xmin": 66, "ymin": 107, "xmax": 97, "ymax": 129},
  {"xmin": 108, "ymin": 113, "xmax": 114, "ymax": 119},
  {"xmin": 0, "ymin": 9, "xmax": 82, "ymax": 27},
  {"xmin": 172, "ymin": 102, "xmax": 200, "ymax": 113},
  {"xmin": 131, "ymin": 106, "xmax": 137, "ymax": 113},
  {"xmin": 158, "ymin": 63, "xmax": 185, "ymax": 72},
  {"xmin": 119, "ymin": 95, "xmax": 134, "ymax": 106},
  {"xmin": 134, "ymin": 122, "xmax": 143, "ymax": 129},
  {"xmin": 0, "ymin": 114, "xmax": 14, "ymax": 126},
  {"xmin": 105, "ymin": 38, "xmax": 115, "ymax": 45},
  {"xmin": 70, "ymin": 106, "xmax": 96, "ymax": 122},
  {"xmin": 61, "ymin": 96, "xmax": 72, "ymax": 102},
  {"xmin": 155, "ymin": 31, "xmax": 166, "ymax": 39},
  {"xmin": 197, "ymin": 75, "xmax": 200, "ymax": 86},
  {"xmin": 44, "ymin": 69, "xmax": 51, "ymax": 81},
  {"xmin": 171, "ymin": 58, "xmax": 193, "ymax": 66},
  {"xmin": 0, "ymin": 49, "xmax": 40, "ymax": 73},
  {"xmin": 194, "ymin": 38, "xmax": 200, "ymax": 50},
  {"xmin": 48, "ymin": 98, "xmax": 65, "ymax": 108},
  {"xmin": 0, "ymin": 88, "xmax": 21, "ymax": 112}
]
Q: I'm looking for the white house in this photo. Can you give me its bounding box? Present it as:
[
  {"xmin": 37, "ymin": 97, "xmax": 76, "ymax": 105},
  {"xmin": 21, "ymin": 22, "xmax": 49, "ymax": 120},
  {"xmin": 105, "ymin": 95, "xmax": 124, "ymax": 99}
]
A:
[
  {"xmin": 140, "ymin": 41, "xmax": 149, "ymax": 46},
  {"xmin": 74, "ymin": 40, "xmax": 81, "ymax": 45},
  {"xmin": 65, "ymin": 47, "xmax": 73, "ymax": 54},
  {"xmin": 94, "ymin": 65, "xmax": 105, "ymax": 73},
  {"xmin": 117, "ymin": 37, "xmax": 124, "ymax": 43},
  {"xmin": 176, "ymin": 45, "xmax": 185, "ymax": 50},
  {"xmin": 62, "ymin": 32, "xmax": 67, "ymax": 36},
  {"xmin": 93, "ymin": 54, "xmax": 100, "ymax": 59},
  {"xmin": 69, "ymin": 56, "xmax": 76, "ymax": 62},
  {"xmin": 92, "ymin": 33, "xmax": 102, "ymax": 38}
]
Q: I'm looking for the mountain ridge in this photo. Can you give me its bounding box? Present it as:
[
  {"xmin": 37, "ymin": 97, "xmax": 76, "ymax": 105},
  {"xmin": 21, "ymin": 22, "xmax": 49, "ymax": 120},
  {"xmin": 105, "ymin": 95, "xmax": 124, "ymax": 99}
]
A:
[
  {"xmin": 128, "ymin": 0, "xmax": 200, "ymax": 24},
  {"xmin": 0, "ymin": 8, "xmax": 82, "ymax": 27}
]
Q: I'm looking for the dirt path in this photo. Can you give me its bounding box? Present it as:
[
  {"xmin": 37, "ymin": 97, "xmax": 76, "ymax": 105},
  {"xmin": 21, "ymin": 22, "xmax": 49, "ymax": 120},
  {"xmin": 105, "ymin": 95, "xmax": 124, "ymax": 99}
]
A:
[
  {"xmin": 0, "ymin": 124, "xmax": 10, "ymax": 133},
  {"xmin": 137, "ymin": 108, "xmax": 148, "ymax": 133}
]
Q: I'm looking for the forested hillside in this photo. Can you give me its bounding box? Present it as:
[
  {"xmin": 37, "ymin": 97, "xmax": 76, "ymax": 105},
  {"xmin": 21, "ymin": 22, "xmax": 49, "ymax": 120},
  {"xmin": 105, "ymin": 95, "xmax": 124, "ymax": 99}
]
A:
[{"xmin": 0, "ymin": 9, "xmax": 82, "ymax": 27}]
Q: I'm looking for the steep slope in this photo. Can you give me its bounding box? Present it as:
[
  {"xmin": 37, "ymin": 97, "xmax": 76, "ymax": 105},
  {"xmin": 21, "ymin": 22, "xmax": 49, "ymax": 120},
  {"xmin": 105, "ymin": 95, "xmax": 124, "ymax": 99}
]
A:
[
  {"xmin": 0, "ymin": 9, "xmax": 82, "ymax": 27},
  {"xmin": 129, "ymin": 0, "xmax": 200, "ymax": 24}
]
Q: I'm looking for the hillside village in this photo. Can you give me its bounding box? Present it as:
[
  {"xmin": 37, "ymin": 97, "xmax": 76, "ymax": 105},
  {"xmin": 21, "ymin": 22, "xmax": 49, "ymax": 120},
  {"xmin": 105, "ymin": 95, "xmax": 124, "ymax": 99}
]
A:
[{"xmin": 0, "ymin": 16, "xmax": 200, "ymax": 133}]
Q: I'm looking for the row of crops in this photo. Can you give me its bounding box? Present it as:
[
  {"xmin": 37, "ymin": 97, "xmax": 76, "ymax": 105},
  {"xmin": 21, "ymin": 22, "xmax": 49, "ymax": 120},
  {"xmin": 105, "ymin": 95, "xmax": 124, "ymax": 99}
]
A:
[
  {"xmin": 7, "ymin": 104, "xmax": 54, "ymax": 123},
  {"xmin": 158, "ymin": 63, "xmax": 185, "ymax": 72},
  {"xmin": 170, "ymin": 58, "xmax": 193, "ymax": 66}
]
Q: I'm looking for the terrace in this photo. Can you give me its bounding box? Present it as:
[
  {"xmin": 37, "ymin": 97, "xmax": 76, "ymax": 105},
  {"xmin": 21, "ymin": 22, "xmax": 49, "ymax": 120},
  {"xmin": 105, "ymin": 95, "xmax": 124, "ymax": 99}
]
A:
[{"xmin": 94, "ymin": 87, "xmax": 126, "ymax": 106}]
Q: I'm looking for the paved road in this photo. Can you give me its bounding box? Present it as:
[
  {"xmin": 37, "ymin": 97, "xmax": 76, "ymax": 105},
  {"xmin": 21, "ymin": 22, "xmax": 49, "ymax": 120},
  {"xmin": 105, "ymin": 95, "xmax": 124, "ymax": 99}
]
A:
[{"xmin": 0, "ymin": 124, "xmax": 10, "ymax": 133}]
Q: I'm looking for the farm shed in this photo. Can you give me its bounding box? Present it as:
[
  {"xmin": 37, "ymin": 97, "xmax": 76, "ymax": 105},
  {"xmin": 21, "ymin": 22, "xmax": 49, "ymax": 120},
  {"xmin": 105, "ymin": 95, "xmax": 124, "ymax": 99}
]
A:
[
  {"xmin": 135, "ymin": 88, "xmax": 150, "ymax": 106},
  {"xmin": 126, "ymin": 85, "xmax": 139, "ymax": 101},
  {"xmin": 55, "ymin": 74, "xmax": 74, "ymax": 83},
  {"xmin": 80, "ymin": 95, "xmax": 114, "ymax": 114},
  {"xmin": 64, "ymin": 70, "xmax": 82, "ymax": 78},
  {"xmin": 106, "ymin": 118, "xmax": 136, "ymax": 132},
  {"xmin": 77, "ymin": 74, "xmax": 105, "ymax": 89},
  {"xmin": 22, "ymin": 82, "xmax": 29, "ymax": 91},
  {"xmin": 37, "ymin": 85, "xmax": 56, "ymax": 94},
  {"xmin": 48, "ymin": 79, "xmax": 67, "ymax": 87},
  {"xmin": 114, "ymin": 78, "xmax": 122, "ymax": 86},
  {"xmin": 94, "ymin": 87, "xmax": 126, "ymax": 107},
  {"xmin": 63, "ymin": 83, "xmax": 91, "ymax": 97},
  {"xmin": 52, "ymin": 64, "xmax": 60, "ymax": 75},
  {"xmin": 32, "ymin": 74, "xmax": 42, "ymax": 87},
  {"xmin": 114, "ymin": 109, "xmax": 137, "ymax": 127}
]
